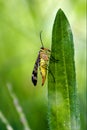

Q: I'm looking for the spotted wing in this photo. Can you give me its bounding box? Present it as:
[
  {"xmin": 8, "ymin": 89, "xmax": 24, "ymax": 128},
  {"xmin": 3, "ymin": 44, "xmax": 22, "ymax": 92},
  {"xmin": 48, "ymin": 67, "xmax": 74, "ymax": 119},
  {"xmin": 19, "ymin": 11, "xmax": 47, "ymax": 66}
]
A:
[{"xmin": 32, "ymin": 54, "xmax": 40, "ymax": 86}]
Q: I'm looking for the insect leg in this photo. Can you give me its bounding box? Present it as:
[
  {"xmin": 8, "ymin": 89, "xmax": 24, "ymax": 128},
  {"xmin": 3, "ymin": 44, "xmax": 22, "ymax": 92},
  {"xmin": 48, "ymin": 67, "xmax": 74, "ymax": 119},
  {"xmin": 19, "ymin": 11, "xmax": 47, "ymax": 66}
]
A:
[
  {"xmin": 50, "ymin": 56, "xmax": 59, "ymax": 63},
  {"xmin": 48, "ymin": 67, "xmax": 55, "ymax": 82},
  {"xmin": 41, "ymin": 64, "xmax": 55, "ymax": 83}
]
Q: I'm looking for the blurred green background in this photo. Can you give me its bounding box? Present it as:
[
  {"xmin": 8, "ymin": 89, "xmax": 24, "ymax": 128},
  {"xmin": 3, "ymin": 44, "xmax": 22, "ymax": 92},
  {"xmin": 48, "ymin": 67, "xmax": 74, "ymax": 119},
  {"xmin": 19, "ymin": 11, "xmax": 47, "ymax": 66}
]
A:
[{"xmin": 0, "ymin": 0, "xmax": 86, "ymax": 130}]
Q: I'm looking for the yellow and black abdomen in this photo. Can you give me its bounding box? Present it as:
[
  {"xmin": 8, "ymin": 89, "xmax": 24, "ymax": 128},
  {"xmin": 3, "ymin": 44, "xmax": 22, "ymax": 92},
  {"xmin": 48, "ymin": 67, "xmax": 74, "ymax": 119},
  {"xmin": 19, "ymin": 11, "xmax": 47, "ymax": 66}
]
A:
[
  {"xmin": 39, "ymin": 58, "xmax": 48, "ymax": 86},
  {"xmin": 39, "ymin": 49, "xmax": 49, "ymax": 86}
]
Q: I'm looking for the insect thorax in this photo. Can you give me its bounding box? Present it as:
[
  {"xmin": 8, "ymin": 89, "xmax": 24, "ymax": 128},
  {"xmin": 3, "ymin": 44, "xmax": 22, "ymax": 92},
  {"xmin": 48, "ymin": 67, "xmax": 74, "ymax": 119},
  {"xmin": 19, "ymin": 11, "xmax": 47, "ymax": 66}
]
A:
[{"xmin": 40, "ymin": 47, "xmax": 50, "ymax": 61}]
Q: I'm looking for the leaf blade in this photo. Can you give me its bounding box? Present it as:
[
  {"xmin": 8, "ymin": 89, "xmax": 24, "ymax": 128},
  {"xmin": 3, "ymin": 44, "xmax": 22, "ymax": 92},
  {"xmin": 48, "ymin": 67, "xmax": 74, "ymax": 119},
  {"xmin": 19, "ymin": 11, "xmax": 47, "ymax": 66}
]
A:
[{"xmin": 48, "ymin": 9, "xmax": 80, "ymax": 130}]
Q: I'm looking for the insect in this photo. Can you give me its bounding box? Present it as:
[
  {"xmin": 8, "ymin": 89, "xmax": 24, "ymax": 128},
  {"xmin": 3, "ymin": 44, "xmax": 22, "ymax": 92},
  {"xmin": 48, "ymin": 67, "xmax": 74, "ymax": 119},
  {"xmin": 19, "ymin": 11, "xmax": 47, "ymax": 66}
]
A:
[{"xmin": 32, "ymin": 31, "xmax": 51, "ymax": 86}]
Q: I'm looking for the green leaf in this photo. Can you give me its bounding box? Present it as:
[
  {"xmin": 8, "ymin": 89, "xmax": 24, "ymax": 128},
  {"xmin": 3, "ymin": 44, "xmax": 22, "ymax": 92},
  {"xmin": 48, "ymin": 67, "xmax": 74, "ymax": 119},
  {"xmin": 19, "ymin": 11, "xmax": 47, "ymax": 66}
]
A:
[{"xmin": 48, "ymin": 9, "xmax": 80, "ymax": 130}]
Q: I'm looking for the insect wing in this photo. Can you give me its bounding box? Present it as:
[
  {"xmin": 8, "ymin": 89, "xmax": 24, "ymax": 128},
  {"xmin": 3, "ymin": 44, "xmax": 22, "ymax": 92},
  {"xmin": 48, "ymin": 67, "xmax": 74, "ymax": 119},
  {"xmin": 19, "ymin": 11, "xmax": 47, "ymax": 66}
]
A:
[{"xmin": 32, "ymin": 54, "xmax": 40, "ymax": 86}]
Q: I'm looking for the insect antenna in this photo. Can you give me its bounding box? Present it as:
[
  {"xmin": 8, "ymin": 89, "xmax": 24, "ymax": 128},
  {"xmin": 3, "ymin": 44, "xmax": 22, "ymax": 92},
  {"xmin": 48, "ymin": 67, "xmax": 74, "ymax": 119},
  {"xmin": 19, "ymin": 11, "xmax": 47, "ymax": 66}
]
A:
[{"xmin": 40, "ymin": 31, "xmax": 44, "ymax": 48}]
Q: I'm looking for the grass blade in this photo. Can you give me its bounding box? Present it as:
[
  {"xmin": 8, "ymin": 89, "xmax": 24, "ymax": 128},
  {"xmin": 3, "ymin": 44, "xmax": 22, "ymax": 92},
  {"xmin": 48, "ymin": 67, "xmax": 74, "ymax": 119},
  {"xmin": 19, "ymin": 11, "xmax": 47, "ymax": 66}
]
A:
[
  {"xmin": 48, "ymin": 9, "xmax": 80, "ymax": 130},
  {"xmin": 0, "ymin": 111, "xmax": 14, "ymax": 130},
  {"xmin": 7, "ymin": 83, "xmax": 31, "ymax": 130}
]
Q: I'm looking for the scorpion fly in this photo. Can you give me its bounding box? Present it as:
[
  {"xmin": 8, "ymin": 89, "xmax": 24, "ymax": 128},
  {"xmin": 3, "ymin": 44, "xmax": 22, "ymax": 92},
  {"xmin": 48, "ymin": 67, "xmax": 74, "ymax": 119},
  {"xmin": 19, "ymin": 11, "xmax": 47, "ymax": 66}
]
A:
[{"xmin": 32, "ymin": 31, "xmax": 51, "ymax": 86}]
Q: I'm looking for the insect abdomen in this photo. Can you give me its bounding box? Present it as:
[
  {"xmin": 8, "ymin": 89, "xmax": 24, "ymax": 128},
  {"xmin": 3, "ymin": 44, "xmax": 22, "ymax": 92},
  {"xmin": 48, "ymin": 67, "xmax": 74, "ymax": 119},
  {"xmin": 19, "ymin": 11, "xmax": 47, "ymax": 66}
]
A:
[{"xmin": 39, "ymin": 49, "xmax": 49, "ymax": 86}]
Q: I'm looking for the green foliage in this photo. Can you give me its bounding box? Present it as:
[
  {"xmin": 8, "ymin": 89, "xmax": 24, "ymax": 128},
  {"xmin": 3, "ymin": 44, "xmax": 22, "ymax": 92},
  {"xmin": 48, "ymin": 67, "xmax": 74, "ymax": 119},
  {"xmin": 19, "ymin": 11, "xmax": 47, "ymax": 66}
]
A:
[
  {"xmin": 48, "ymin": 9, "xmax": 80, "ymax": 130},
  {"xmin": 0, "ymin": 0, "xmax": 86, "ymax": 130}
]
